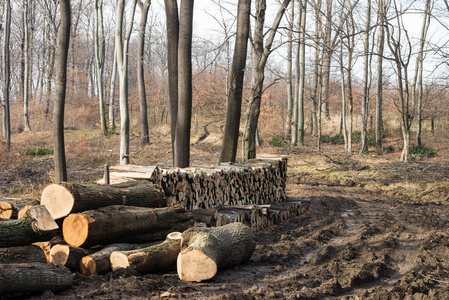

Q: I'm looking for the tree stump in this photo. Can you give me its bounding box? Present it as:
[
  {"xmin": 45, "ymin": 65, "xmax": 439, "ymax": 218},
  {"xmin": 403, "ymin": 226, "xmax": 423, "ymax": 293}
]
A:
[
  {"xmin": 110, "ymin": 232, "xmax": 182, "ymax": 273},
  {"xmin": 41, "ymin": 181, "xmax": 167, "ymax": 220},
  {"xmin": 177, "ymin": 222, "xmax": 255, "ymax": 282}
]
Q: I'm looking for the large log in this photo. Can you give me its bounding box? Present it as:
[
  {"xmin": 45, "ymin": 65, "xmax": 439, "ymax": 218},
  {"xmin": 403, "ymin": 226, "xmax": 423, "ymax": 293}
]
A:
[
  {"xmin": 0, "ymin": 198, "xmax": 39, "ymax": 219},
  {"xmin": 41, "ymin": 181, "xmax": 167, "ymax": 220},
  {"xmin": 79, "ymin": 243, "xmax": 154, "ymax": 275},
  {"xmin": 0, "ymin": 245, "xmax": 47, "ymax": 264},
  {"xmin": 177, "ymin": 222, "xmax": 255, "ymax": 282},
  {"xmin": 0, "ymin": 262, "xmax": 73, "ymax": 295},
  {"xmin": 0, "ymin": 205, "xmax": 59, "ymax": 247},
  {"xmin": 62, "ymin": 206, "xmax": 193, "ymax": 247},
  {"xmin": 110, "ymin": 232, "xmax": 182, "ymax": 273}
]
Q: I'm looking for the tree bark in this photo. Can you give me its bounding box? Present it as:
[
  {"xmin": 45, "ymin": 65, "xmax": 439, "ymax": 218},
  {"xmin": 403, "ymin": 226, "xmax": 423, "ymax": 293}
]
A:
[
  {"xmin": 62, "ymin": 206, "xmax": 193, "ymax": 247},
  {"xmin": 164, "ymin": 0, "xmax": 179, "ymax": 162},
  {"xmin": 41, "ymin": 181, "xmax": 166, "ymax": 220},
  {"xmin": 137, "ymin": 0, "xmax": 151, "ymax": 146},
  {"xmin": 219, "ymin": 0, "xmax": 251, "ymax": 163},
  {"xmin": 0, "ymin": 262, "xmax": 72, "ymax": 295},
  {"xmin": 177, "ymin": 222, "xmax": 255, "ymax": 282},
  {"xmin": 285, "ymin": 0, "xmax": 294, "ymax": 142},
  {"xmin": 0, "ymin": 205, "xmax": 59, "ymax": 247},
  {"xmin": 375, "ymin": 0, "xmax": 385, "ymax": 155},
  {"xmin": 2, "ymin": 0, "xmax": 11, "ymax": 150},
  {"xmin": 110, "ymin": 232, "xmax": 182, "ymax": 273},
  {"xmin": 108, "ymin": 47, "xmax": 117, "ymax": 131},
  {"xmin": 95, "ymin": 0, "xmax": 108, "ymax": 135},
  {"xmin": 360, "ymin": 0, "xmax": 371, "ymax": 154},
  {"xmin": 0, "ymin": 245, "xmax": 47, "ymax": 264},
  {"xmin": 297, "ymin": 0, "xmax": 307, "ymax": 146},
  {"xmin": 23, "ymin": 0, "xmax": 32, "ymax": 132},
  {"xmin": 53, "ymin": 0, "xmax": 71, "ymax": 182},
  {"xmin": 174, "ymin": 0, "xmax": 194, "ymax": 168}
]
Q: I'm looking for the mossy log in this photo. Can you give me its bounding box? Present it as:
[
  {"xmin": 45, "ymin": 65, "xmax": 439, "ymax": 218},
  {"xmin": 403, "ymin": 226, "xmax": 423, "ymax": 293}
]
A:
[
  {"xmin": 177, "ymin": 222, "xmax": 255, "ymax": 282},
  {"xmin": 0, "ymin": 262, "xmax": 73, "ymax": 295},
  {"xmin": 79, "ymin": 243, "xmax": 153, "ymax": 275},
  {"xmin": 50, "ymin": 244, "xmax": 92, "ymax": 271},
  {"xmin": 63, "ymin": 206, "xmax": 193, "ymax": 247},
  {"xmin": 41, "ymin": 181, "xmax": 167, "ymax": 220},
  {"xmin": 0, "ymin": 205, "xmax": 59, "ymax": 247},
  {"xmin": 110, "ymin": 232, "xmax": 182, "ymax": 273},
  {"xmin": 0, "ymin": 245, "xmax": 47, "ymax": 264}
]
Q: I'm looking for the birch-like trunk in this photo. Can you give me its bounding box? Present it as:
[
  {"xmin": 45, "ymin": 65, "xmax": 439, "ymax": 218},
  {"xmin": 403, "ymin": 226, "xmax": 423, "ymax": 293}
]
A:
[
  {"xmin": 95, "ymin": 0, "xmax": 107, "ymax": 134},
  {"xmin": 375, "ymin": 0, "xmax": 385, "ymax": 155},
  {"xmin": 360, "ymin": 0, "xmax": 371, "ymax": 154},
  {"xmin": 285, "ymin": 0, "xmax": 294, "ymax": 142},
  {"xmin": 2, "ymin": 0, "xmax": 11, "ymax": 150},
  {"xmin": 23, "ymin": 0, "xmax": 32, "ymax": 132},
  {"xmin": 297, "ymin": 0, "xmax": 307, "ymax": 146}
]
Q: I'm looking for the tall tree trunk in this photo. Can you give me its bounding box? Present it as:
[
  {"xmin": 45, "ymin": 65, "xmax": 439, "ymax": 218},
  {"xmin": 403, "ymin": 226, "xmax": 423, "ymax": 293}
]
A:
[
  {"xmin": 297, "ymin": 0, "xmax": 307, "ymax": 146},
  {"xmin": 164, "ymin": 0, "xmax": 179, "ymax": 162},
  {"xmin": 23, "ymin": 0, "xmax": 32, "ymax": 132},
  {"xmin": 108, "ymin": 47, "xmax": 117, "ymax": 131},
  {"xmin": 320, "ymin": 0, "xmax": 333, "ymax": 120},
  {"xmin": 310, "ymin": 0, "xmax": 322, "ymax": 137},
  {"xmin": 242, "ymin": 0, "xmax": 291, "ymax": 161},
  {"xmin": 137, "ymin": 0, "xmax": 151, "ymax": 147},
  {"xmin": 375, "ymin": 0, "xmax": 385, "ymax": 155},
  {"xmin": 53, "ymin": 0, "xmax": 71, "ymax": 183},
  {"xmin": 174, "ymin": 0, "xmax": 194, "ymax": 168},
  {"xmin": 285, "ymin": 0, "xmax": 294, "ymax": 142},
  {"xmin": 360, "ymin": 0, "xmax": 371, "ymax": 154},
  {"xmin": 340, "ymin": 45, "xmax": 348, "ymax": 151},
  {"xmin": 219, "ymin": 0, "xmax": 251, "ymax": 163},
  {"xmin": 95, "ymin": 0, "xmax": 107, "ymax": 135},
  {"xmin": 291, "ymin": 0, "xmax": 299, "ymax": 146},
  {"xmin": 2, "ymin": 0, "xmax": 11, "ymax": 150},
  {"xmin": 414, "ymin": 0, "xmax": 432, "ymax": 146},
  {"xmin": 115, "ymin": 0, "xmax": 137, "ymax": 165}
]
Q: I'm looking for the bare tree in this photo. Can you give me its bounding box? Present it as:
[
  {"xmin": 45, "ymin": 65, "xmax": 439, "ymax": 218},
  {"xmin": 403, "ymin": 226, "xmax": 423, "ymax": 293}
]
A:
[
  {"xmin": 219, "ymin": 0, "xmax": 251, "ymax": 163},
  {"xmin": 285, "ymin": 0, "xmax": 294, "ymax": 142},
  {"xmin": 360, "ymin": 0, "xmax": 371, "ymax": 154},
  {"xmin": 23, "ymin": 0, "xmax": 32, "ymax": 132},
  {"xmin": 137, "ymin": 0, "xmax": 151, "ymax": 146},
  {"xmin": 375, "ymin": 0, "xmax": 387, "ymax": 154},
  {"xmin": 53, "ymin": 0, "xmax": 71, "ymax": 182},
  {"xmin": 94, "ymin": 0, "xmax": 108, "ymax": 134},
  {"xmin": 108, "ymin": 47, "xmax": 117, "ymax": 131},
  {"xmin": 115, "ymin": 0, "xmax": 137, "ymax": 165},
  {"xmin": 2, "ymin": 0, "xmax": 11, "ymax": 150},
  {"xmin": 242, "ymin": 0, "xmax": 291, "ymax": 161},
  {"xmin": 297, "ymin": 0, "xmax": 307, "ymax": 146}
]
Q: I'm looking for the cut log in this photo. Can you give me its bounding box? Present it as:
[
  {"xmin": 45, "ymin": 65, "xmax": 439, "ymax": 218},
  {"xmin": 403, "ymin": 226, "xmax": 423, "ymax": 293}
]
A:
[
  {"xmin": 0, "ymin": 198, "xmax": 39, "ymax": 219},
  {"xmin": 62, "ymin": 206, "xmax": 193, "ymax": 247},
  {"xmin": 177, "ymin": 222, "xmax": 255, "ymax": 282},
  {"xmin": 41, "ymin": 181, "xmax": 167, "ymax": 220},
  {"xmin": 0, "ymin": 262, "xmax": 72, "ymax": 295},
  {"xmin": 50, "ymin": 244, "xmax": 91, "ymax": 271},
  {"xmin": 0, "ymin": 205, "xmax": 59, "ymax": 247},
  {"xmin": 110, "ymin": 232, "xmax": 182, "ymax": 273},
  {"xmin": 79, "ymin": 243, "xmax": 154, "ymax": 275},
  {"xmin": 33, "ymin": 234, "xmax": 66, "ymax": 263},
  {"xmin": 0, "ymin": 245, "xmax": 47, "ymax": 264},
  {"xmin": 18, "ymin": 205, "xmax": 35, "ymax": 219},
  {"xmin": 0, "ymin": 202, "xmax": 13, "ymax": 219}
]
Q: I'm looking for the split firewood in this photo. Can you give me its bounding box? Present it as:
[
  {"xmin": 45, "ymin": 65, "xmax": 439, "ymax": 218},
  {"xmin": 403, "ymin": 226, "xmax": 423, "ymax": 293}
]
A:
[
  {"xmin": 62, "ymin": 206, "xmax": 194, "ymax": 247},
  {"xmin": 0, "ymin": 262, "xmax": 72, "ymax": 295},
  {"xmin": 80, "ymin": 243, "xmax": 154, "ymax": 275},
  {"xmin": 110, "ymin": 232, "xmax": 182, "ymax": 274},
  {"xmin": 0, "ymin": 245, "xmax": 47, "ymax": 264},
  {"xmin": 41, "ymin": 181, "xmax": 167, "ymax": 220},
  {"xmin": 0, "ymin": 205, "xmax": 59, "ymax": 247},
  {"xmin": 177, "ymin": 222, "xmax": 256, "ymax": 282},
  {"xmin": 50, "ymin": 244, "xmax": 92, "ymax": 272}
]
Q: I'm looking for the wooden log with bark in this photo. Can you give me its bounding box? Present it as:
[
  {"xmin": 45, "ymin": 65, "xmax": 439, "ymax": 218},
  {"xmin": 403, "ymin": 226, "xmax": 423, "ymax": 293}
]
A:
[
  {"xmin": 0, "ymin": 205, "xmax": 59, "ymax": 247},
  {"xmin": 0, "ymin": 262, "xmax": 73, "ymax": 295},
  {"xmin": 50, "ymin": 244, "xmax": 92, "ymax": 271},
  {"xmin": 0, "ymin": 198, "xmax": 39, "ymax": 219},
  {"xmin": 62, "ymin": 206, "xmax": 194, "ymax": 247},
  {"xmin": 79, "ymin": 243, "xmax": 154, "ymax": 275},
  {"xmin": 41, "ymin": 181, "xmax": 166, "ymax": 220},
  {"xmin": 110, "ymin": 232, "xmax": 182, "ymax": 273},
  {"xmin": 177, "ymin": 222, "xmax": 255, "ymax": 282},
  {"xmin": 0, "ymin": 245, "xmax": 47, "ymax": 264}
]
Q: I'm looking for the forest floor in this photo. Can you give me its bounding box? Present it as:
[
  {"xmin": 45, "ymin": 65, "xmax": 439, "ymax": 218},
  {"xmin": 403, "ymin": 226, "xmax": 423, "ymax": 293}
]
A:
[{"xmin": 1, "ymin": 126, "xmax": 449, "ymax": 299}]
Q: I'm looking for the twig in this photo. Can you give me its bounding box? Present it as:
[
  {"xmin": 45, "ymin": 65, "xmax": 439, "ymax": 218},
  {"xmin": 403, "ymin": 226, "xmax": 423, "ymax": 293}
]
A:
[{"xmin": 418, "ymin": 272, "xmax": 449, "ymax": 285}]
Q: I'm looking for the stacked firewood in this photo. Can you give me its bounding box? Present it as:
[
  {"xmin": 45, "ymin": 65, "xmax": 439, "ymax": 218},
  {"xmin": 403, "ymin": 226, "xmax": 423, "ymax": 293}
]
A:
[{"xmin": 104, "ymin": 155, "xmax": 288, "ymax": 210}]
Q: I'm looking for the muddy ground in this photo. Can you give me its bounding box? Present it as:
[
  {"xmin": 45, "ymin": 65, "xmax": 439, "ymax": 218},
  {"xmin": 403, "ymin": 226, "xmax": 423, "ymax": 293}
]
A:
[{"xmin": 3, "ymin": 137, "xmax": 449, "ymax": 299}]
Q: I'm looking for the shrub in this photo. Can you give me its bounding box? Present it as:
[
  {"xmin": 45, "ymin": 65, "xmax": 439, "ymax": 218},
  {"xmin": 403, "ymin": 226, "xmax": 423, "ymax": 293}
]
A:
[
  {"xmin": 26, "ymin": 148, "xmax": 54, "ymax": 156},
  {"xmin": 64, "ymin": 126, "xmax": 78, "ymax": 130},
  {"xmin": 269, "ymin": 135, "xmax": 289, "ymax": 147},
  {"xmin": 410, "ymin": 145, "xmax": 437, "ymax": 159},
  {"xmin": 382, "ymin": 145, "xmax": 395, "ymax": 153},
  {"xmin": 320, "ymin": 134, "xmax": 345, "ymax": 145}
]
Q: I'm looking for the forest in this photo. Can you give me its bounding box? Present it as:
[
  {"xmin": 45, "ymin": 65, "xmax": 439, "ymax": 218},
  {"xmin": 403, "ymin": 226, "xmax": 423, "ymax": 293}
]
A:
[{"xmin": 1, "ymin": 0, "xmax": 449, "ymax": 298}]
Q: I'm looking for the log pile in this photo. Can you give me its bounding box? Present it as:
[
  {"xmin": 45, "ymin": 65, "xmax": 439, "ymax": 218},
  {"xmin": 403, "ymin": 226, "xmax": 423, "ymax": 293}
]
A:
[{"xmin": 103, "ymin": 155, "xmax": 288, "ymax": 210}]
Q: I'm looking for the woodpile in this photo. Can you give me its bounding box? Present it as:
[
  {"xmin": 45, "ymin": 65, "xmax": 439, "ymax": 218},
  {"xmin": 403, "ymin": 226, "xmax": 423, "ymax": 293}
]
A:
[{"xmin": 101, "ymin": 155, "xmax": 288, "ymax": 210}]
